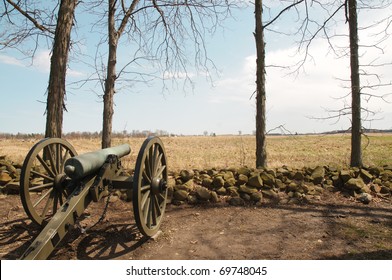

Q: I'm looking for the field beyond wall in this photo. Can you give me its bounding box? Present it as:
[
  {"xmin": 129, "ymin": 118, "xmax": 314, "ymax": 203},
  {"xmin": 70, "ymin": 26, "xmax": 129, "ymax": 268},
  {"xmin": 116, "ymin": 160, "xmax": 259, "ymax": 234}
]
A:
[{"xmin": 1, "ymin": 133, "xmax": 391, "ymax": 172}]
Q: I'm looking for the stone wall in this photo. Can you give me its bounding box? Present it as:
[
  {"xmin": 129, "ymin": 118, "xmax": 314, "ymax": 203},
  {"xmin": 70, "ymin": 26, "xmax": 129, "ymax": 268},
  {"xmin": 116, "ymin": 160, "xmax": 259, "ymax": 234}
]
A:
[
  {"xmin": 169, "ymin": 165, "xmax": 392, "ymax": 205},
  {"xmin": 0, "ymin": 156, "xmax": 21, "ymax": 194},
  {"xmin": 1, "ymin": 154, "xmax": 391, "ymax": 205}
]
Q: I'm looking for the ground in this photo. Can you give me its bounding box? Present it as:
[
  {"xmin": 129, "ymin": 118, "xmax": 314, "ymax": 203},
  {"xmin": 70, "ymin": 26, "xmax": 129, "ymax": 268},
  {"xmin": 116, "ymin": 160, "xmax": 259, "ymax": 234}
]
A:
[{"xmin": 1, "ymin": 191, "xmax": 391, "ymax": 260}]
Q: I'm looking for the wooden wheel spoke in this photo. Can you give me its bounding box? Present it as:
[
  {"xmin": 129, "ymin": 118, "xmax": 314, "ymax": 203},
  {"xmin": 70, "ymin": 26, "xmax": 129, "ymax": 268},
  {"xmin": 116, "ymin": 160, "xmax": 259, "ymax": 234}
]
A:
[
  {"xmin": 142, "ymin": 170, "xmax": 151, "ymax": 184},
  {"xmin": 144, "ymin": 154, "xmax": 152, "ymax": 179},
  {"xmin": 32, "ymin": 188, "xmax": 53, "ymax": 208},
  {"xmin": 156, "ymin": 164, "xmax": 166, "ymax": 178},
  {"xmin": 143, "ymin": 194, "xmax": 151, "ymax": 225},
  {"xmin": 152, "ymin": 145, "xmax": 159, "ymax": 175},
  {"xmin": 60, "ymin": 149, "xmax": 70, "ymax": 173},
  {"xmin": 157, "ymin": 193, "xmax": 165, "ymax": 204},
  {"xmin": 36, "ymin": 154, "xmax": 56, "ymax": 178},
  {"xmin": 40, "ymin": 191, "xmax": 55, "ymax": 218},
  {"xmin": 45, "ymin": 145, "xmax": 58, "ymax": 175},
  {"xmin": 154, "ymin": 152, "xmax": 163, "ymax": 176},
  {"xmin": 141, "ymin": 184, "xmax": 150, "ymax": 192},
  {"xmin": 61, "ymin": 190, "xmax": 68, "ymax": 200},
  {"xmin": 148, "ymin": 147, "xmax": 154, "ymax": 175},
  {"xmin": 146, "ymin": 194, "xmax": 155, "ymax": 228},
  {"xmin": 150, "ymin": 194, "xmax": 157, "ymax": 226},
  {"xmin": 31, "ymin": 170, "xmax": 54, "ymax": 182},
  {"xmin": 58, "ymin": 191, "xmax": 64, "ymax": 206},
  {"xmin": 53, "ymin": 193, "xmax": 59, "ymax": 215},
  {"xmin": 53, "ymin": 190, "xmax": 64, "ymax": 214},
  {"xmin": 141, "ymin": 190, "xmax": 150, "ymax": 211},
  {"xmin": 29, "ymin": 182, "xmax": 54, "ymax": 191},
  {"xmin": 153, "ymin": 194, "xmax": 161, "ymax": 218},
  {"xmin": 56, "ymin": 144, "xmax": 61, "ymax": 174}
]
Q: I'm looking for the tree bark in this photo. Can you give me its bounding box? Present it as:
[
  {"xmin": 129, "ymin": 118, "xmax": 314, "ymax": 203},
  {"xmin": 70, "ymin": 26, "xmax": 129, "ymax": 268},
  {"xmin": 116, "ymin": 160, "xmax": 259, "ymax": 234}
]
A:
[
  {"xmin": 348, "ymin": 0, "xmax": 362, "ymax": 167},
  {"xmin": 101, "ymin": 0, "xmax": 140, "ymax": 148},
  {"xmin": 102, "ymin": 0, "xmax": 118, "ymax": 148},
  {"xmin": 255, "ymin": 0, "xmax": 267, "ymax": 168},
  {"xmin": 45, "ymin": 0, "xmax": 77, "ymax": 138}
]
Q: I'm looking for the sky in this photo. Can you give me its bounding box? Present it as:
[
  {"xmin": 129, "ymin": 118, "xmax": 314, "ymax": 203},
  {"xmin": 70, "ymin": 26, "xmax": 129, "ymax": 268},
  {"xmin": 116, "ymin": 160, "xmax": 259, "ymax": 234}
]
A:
[{"xmin": 0, "ymin": 1, "xmax": 391, "ymax": 136}]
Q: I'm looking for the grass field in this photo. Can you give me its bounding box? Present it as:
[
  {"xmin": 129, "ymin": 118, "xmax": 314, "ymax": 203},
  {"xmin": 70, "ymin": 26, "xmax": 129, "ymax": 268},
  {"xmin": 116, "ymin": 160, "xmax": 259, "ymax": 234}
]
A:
[{"xmin": 1, "ymin": 134, "xmax": 392, "ymax": 172}]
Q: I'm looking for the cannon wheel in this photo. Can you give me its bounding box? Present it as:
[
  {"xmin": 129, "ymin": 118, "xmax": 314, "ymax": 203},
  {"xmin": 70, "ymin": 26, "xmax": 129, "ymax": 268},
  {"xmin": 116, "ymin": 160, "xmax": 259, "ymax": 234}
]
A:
[
  {"xmin": 20, "ymin": 138, "xmax": 77, "ymax": 226},
  {"xmin": 133, "ymin": 136, "xmax": 168, "ymax": 237}
]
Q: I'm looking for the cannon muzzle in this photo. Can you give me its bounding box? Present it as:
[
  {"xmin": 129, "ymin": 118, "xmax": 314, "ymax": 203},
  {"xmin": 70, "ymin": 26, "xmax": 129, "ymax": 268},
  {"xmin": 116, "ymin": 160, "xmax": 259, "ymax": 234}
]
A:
[{"xmin": 64, "ymin": 144, "xmax": 131, "ymax": 180}]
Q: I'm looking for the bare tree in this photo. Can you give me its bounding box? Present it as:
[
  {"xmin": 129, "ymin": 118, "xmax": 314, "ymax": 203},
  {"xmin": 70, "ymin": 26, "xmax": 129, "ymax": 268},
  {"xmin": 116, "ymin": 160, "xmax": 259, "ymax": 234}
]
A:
[
  {"xmin": 255, "ymin": 0, "xmax": 267, "ymax": 168},
  {"xmin": 45, "ymin": 0, "xmax": 78, "ymax": 138},
  {"xmin": 263, "ymin": 0, "xmax": 392, "ymax": 167},
  {"xmin": 100, "ymin": 0, "xmax": 138, "ymax": 148},
  {"xmin": 1, "ymin": 0, "xmax": 78, "ymax": 138},
  {"xmin": 84, "ymin": 0, "xmax": 234, "ymax": 148},
  {"xmin": 347, "ymin": 0, "xmax": 362, "ymax": 166},
  {"xmin": 253, "ymin": 0, "xmax": 306, "ymax": 168}
]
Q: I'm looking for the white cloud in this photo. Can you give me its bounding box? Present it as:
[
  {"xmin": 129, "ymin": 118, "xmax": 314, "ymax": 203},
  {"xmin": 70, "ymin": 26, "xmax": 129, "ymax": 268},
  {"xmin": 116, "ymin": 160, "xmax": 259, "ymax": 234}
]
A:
[
  {"xmin": 208, "ymin": 55, "xmax": 255, "ymax": 104},
  {"xmin": 32, "ymin": 50, "xmax": 51, "ymax": 72},
  {"xmin": 0, "ymin": 54, "xmax": 25, "ymax": 67},
  {"xmin": 163, "ymin": 71, "xmax": 195, "ymax": 80},
  {"xmin": 0, "ymin": 50, "xmax": 51, "ymax": 72},
  {"xmin": 68, "ymin": 69, "xmax": 86, "ymax": 78},
  {"xmin": 207, "ymin": 25, "xmax": 391, "ymax": 133},
  {"xmin": 0, "ymin": 50, "xmax": 85, "ymax": 78},
  {"xmin": 32, "ymin": 51, "xmax": 87, "ymax": 79}
]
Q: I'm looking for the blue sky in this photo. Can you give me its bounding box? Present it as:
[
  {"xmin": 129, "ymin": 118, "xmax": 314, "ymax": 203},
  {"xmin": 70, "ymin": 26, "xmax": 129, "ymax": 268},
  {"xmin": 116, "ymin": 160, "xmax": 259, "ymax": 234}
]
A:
[{"xmin": 0, "ymin": 1, "xmax": 391, "ymax": 135}]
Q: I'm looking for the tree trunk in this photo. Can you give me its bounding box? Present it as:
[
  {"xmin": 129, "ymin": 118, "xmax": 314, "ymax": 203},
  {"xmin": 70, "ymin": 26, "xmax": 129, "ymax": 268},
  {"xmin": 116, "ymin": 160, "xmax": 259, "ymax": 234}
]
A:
[
  {"xmin": 45, "ymin": 0, "xmax": 77, "ymax": 138},
  {"xmin": 102, "ymin": 0, "xmax": 118, "ymax": 148},
  {"xmin": 254, "ymin": 0, "xmax": 267, "ymax": 168},
  {"xmin": 348, "ymin": 0, "xmax": 362, "ymax": 167}
]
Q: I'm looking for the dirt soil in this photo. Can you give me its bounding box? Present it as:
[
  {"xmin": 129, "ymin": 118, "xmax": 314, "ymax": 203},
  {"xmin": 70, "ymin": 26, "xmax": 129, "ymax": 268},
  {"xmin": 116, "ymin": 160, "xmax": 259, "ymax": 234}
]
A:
[{"xmin": 1, "ymin": 192, "xmax": 392, "ymax": 260}]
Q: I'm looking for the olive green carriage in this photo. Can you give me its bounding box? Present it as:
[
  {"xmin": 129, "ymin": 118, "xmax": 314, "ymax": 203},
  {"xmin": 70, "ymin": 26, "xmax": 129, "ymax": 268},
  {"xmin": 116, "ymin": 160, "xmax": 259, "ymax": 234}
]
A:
[{"xmin": 19, "ymin": 137, "xmax": 168, "ymax": 259}]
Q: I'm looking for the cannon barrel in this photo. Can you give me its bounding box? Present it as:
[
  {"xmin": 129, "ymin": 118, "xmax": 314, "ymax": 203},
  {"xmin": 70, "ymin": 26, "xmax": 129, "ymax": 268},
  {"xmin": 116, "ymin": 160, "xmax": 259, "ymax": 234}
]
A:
[{"xmin": 64, "ymin": 144, "xmax": 131, "ymax": 180}]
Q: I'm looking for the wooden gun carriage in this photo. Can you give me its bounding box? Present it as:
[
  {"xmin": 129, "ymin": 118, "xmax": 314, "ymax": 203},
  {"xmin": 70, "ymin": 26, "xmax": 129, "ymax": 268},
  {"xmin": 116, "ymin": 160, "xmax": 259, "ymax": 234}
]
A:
[{"xmin": 19, "ymin": 137, "xmax": 168, "ymax": 259}]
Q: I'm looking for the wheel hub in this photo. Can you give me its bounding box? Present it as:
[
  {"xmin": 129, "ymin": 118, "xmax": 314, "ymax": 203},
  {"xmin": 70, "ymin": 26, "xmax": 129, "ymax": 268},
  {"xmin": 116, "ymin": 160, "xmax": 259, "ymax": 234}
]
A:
[
  {"xmin": 151, "ymin": 177, "xmax": 167, "ymax": 195},
  {"xmin": 54, "ymin": 174, "xmax": 67, "ymax": 192}
]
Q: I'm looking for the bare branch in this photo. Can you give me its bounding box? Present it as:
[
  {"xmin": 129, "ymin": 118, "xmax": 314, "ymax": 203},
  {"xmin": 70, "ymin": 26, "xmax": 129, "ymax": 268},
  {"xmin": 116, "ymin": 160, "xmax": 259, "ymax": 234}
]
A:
[
  {"xmin": 267, "ymin": 124, "xmax": 295, "ymax": 136},
  {"xmin": 117, "ymin": 0, "xmax": 140, "ymax": 37},
  {"xmin": 263, "ymin": 0, "xmax": 305, "ymax": 30},
  {"xmin": 4, "ymin": 0, "xmax": 54, "ymax": 34}
]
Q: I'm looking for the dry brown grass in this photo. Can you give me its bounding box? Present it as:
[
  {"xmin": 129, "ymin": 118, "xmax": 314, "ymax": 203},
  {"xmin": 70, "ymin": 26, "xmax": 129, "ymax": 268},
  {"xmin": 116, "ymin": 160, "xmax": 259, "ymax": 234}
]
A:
[{"xmin": 1, "ymin": 134, "xmax": 391, "ymax": 172}]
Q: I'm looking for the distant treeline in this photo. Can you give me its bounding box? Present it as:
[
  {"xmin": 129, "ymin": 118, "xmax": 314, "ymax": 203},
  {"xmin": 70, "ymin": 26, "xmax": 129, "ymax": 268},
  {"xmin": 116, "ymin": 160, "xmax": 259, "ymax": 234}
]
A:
[
  {"xmin": 1, "ymin": 129, "xmax": 391, "ymax": 140},
  {"xmin": 0, "ymin": 130, "xmax": 173, "ymax": 140},
  {"xmin": 268, "ymin": 128, "xmax": 392, "ymax": 136},
  {"xmin": 321, "ymin": 129, "xmax": 392, "ymax": 135}
]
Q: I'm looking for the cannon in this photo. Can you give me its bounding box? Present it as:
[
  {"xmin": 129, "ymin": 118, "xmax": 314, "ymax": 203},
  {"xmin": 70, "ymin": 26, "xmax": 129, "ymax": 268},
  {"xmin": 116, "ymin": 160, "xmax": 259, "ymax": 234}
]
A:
[{"xmin": 19, "ymin": 137, "xmax": 168, "ymax": 259}]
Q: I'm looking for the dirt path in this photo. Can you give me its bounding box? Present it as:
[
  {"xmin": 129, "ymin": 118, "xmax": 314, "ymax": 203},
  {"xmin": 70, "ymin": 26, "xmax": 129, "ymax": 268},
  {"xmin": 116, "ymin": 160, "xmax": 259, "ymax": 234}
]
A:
[{"xmin": 1, "ymin": 192, "xmax": 391, "ymax": 260}]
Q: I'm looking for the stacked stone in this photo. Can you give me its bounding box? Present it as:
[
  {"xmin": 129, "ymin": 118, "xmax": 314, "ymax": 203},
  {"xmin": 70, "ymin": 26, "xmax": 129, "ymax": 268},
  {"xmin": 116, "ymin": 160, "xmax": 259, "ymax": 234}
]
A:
[
  {"xmin": 170, "ymin": 165, "xmax": 392, "ymax": 206},
  {"xmin": 1, "ymin": 154, "xmax": 391, "ymax": 206},
  {"xmin": 333, "ymin": 165, "xmax": 392, "ymax": 204},
  {"xmin": 0, "ymin": 156, "xmax": 21, "ymax": 194}
]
